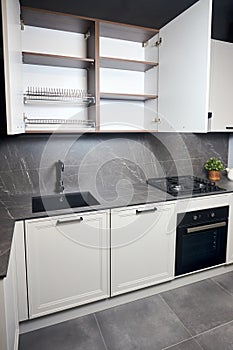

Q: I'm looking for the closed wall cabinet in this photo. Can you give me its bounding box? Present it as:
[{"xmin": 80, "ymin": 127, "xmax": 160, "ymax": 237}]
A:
[
  {"xmin": 111, "ymin": 203, "xmax": 176, "ymax": 296},
  {"xmin": 1, "ymin": 0, "xmax": 214, "ymax": 133},
  {"xmin": 25, "ymin": 211, "xmax": 110, "ymax": 318},
  {"xmin": 208, "ymin": 39, "xmax": 233, "ymax": 132}
]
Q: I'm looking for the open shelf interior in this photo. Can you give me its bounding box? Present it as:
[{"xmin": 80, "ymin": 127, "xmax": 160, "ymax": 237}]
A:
[
  {"xmin": 99, "ymin": 21, "xmax": 159, "ymax": 44},
  {"xmin": 21, "ymin": 7, "xmax": 93, "ymax": 34},
  {"xmin": 100, "ymin": 56, "xmax": 158, "ymax": 72},
  {"xmin": 22, "ymin": 52, "xmax": 94, "ymax": 69}
]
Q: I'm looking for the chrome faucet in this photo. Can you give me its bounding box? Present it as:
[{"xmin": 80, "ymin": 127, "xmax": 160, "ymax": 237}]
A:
[{"xmin": 56, "ymin": 160, "xmax": 65, "ymax": 194}]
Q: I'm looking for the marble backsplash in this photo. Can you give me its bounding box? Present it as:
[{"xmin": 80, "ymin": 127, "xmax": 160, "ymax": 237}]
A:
[{"xmin": 0, "ymin": 132, "xmax": 229, "ymax": 196}]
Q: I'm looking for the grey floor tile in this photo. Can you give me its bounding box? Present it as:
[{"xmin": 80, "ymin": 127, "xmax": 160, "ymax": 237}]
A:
[
  {"xmin": 165, "ymin": 339, "xmax": 203, "ymax": 350},
  {"xmin": 196, "ymin": 321, "xmax": 233, "ymax": 350},
  {"xmin": 18, "ymin": 314, "xmax": 106, "ymax": 350},
  {"xmin": 161, "ymin": 279, "xmax": 233, "ymax": 336},
  {"xmin": 211, "ymin": 271, "xmax": 233, "ymax": 294},
  {"xmin": 95, "ymin": 294, "xmax": 190, "ymax": 350}
]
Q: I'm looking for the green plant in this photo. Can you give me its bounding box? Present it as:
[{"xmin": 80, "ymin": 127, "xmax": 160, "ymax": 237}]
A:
[{"xmin": 204, "ymin": 157, "xmax": 225, "ymax": 171}]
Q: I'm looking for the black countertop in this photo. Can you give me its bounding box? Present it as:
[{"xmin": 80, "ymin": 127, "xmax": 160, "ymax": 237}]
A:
[{"xmin": 1, "ymin": 176, "xmax": 233, "ymax": 279}]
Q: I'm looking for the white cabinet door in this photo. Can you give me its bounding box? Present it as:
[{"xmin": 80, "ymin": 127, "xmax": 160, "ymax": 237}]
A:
[
  {"xmin": 158, "ymin": 0, "xmax": 212, "ymax": 132},
  {"xmin": 227, "ymin": 194, "xmax": 233, "ymax": 264},
  {"xmin": 25, "ymin": 211, "xmax": 110, "ymax": 318},
  {"xmin": 1, "ymin": 0, "xmax": 24, "ymax": 134},
  {"xmin": 209, "ymin": 40, "xmax": 233, "ymax": 131},
  {"xmin": 111, "ymin": 203, "xmax": 176, "ymax": 296},
  {"xmin": 14, "ymin": 221, "xmax": 28, "ymax": 322}
]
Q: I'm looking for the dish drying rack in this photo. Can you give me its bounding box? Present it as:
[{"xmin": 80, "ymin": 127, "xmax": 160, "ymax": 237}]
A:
[
  {"xmin": 24, "ymin": 87, "xmax": 95, "ymax": 105},
  {"xmin": 24, "ymin": 115, "xmax": 96, "ymax": 129}
]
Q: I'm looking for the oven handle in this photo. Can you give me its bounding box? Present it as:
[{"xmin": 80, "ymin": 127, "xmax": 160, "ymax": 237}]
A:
[{"xmin": 187, "ymin": 221, "xmax": 226, "ymax": 234}]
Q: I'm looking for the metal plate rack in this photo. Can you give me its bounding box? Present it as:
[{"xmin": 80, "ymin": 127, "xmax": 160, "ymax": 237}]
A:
[
  {"xmin": 24, "ymin": 116, "xmax": 96, "ymax": 129},
  {"xmin": 24, "ymin": 87, "xmax": 95, "ymax": 105}
]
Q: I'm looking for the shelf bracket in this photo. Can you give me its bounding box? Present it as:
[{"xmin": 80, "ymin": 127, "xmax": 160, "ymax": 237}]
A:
[{"xmin": 84, "ymin": 31, "xmax": 91, "ymax": 40}]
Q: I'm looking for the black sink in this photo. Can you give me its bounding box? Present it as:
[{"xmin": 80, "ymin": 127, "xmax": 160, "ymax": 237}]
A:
[{"xmin": 32, "ymin": 192, "xmax": 100, "ymax": 213}]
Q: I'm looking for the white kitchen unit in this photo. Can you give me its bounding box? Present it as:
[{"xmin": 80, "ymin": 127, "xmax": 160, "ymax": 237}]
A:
[
  {"xmin": 0, "ymin": 224, "xmax": 21, "ymax": 350},
  {"xmin": 25, "ymin": 211, "xmax": 110, "ymax": 318},
  {"xmin": 111, "ymin": 202, "xmax": 176, "ymax": 296},
  {"xmin": 1, "ymin": 0, "xmax": 214, "ymax": 134},
  {"xmin": 208, "ymin": 39, "xmax": 233, "ymax": 131}
]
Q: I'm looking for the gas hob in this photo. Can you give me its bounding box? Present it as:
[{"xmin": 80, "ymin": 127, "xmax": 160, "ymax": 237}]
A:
[{"xmin": 147, "ymin": 176, "xmax": 226, "ymax": 197}]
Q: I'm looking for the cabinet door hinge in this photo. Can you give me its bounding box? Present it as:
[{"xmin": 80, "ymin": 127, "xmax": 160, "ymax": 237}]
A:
[
  {"xmin": 20, "ymin": 19, "xmax": 24, "ymax": 31},
  {"xmin": 84, "ymin": 31, "xmax": 91, "ymax": 40},
  {"xmin": 142, "ymin": 37, "xmax": 162, "ymax": 48},
  {"xmin": 153, "ymin": 38, "xmax": 162, "ymax": 47}
]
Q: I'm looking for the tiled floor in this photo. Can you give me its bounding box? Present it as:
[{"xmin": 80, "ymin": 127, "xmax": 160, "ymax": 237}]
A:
[{"xmin": 19, "ymin": 271, "xmax": 233, "ymax": 350}]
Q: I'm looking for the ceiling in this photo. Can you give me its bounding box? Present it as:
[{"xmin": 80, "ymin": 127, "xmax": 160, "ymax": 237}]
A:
[{"xmin": 20, "ymin": 0, "xmax": 233, "ymax": 42}]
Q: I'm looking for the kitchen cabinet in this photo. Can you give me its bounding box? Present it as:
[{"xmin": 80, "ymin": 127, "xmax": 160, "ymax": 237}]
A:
[
  {"xmin": 111, "ymin": 202, "xmax": 176, "ymax": 296},
  {"xmin": 208, "ymin": 39, "xmax": 233, "ymax": 132},
  {"xmin": 0, "ymin": 224, "xmax": 20, "ymax": 350},
  {"xmin": 98, "ymin": 22, "xmax": 159, "ymax": 131},
  {"xmin": 1, "ymin": 0, "xmax": 213, "ymax": 134},
  {"xmin": 25, "ymin": 210, "xmax": 110, "ymax": 318}
]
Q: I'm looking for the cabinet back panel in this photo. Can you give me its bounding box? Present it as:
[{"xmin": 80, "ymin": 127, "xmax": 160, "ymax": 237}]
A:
[
  {"xmin": 99, "ymin": 100, "xmax": 145, "ymax": 130},
  {"xmin": 100, "ymin": 37, "xmax": 144, "ymax": 61},
  {"xmin": 22, "ymin": 26, "xmax": 87, "ymax": 58},
  {"xmin": 100, "ymin": 68, "xmax": 144, "ymax": 94}
]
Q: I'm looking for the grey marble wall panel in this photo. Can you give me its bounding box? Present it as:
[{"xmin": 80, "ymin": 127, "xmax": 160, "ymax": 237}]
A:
[{"xmin": 0, "ymin": 132, "xmax": 229, "ymax": 195}]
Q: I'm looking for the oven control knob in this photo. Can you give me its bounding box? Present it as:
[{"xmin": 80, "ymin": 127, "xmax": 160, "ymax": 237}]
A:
[
  {"xmin": 210, "ymin": 212, "xmax": 215, "ymax": 218},
  {"xmin": 193, "ymin": 215, "xmax": 198, "ymax": 221}
]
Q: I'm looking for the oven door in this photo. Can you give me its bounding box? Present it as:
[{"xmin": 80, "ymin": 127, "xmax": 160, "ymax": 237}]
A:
[{"xmin": 175, "ymin": 221, "xmax": 228, "ymax": 276}]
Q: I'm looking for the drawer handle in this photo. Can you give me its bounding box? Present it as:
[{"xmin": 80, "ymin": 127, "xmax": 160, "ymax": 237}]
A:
[
  {"xmin": 226, "ymin": 127, "xmax": 233, "ymax": 130},
  {"xmin": 136, "ymin": 208, "xmax": 157, "ymax": 215},
  {"xmin": 56, "ymin": 217, "xmax": 83, "ymax": 225}
]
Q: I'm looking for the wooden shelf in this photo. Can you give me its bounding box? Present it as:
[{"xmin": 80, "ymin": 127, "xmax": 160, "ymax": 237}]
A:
[
  {"xmin": 100, "ymin": 92, "xmax": 158, "ymax": 101},
  {"xmin": 22, "ymin": 52, "xmax": 94, "ymax": 69},
  {"xmin": 21, "ymin": 7, "xmax": 93, "ymax": 33},
  {"xmin": 100, "ymin": 57, "xmax": 158, "ymax": 72},
  {"xmin": 99, "ymin": 21, "xmax": 159, "ymax": 43}
]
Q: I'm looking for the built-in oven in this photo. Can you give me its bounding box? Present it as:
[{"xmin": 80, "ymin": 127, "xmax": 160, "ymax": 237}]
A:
[{"xmin": 175, "ymin": 206, "xmax": 229, "ymax": 276}]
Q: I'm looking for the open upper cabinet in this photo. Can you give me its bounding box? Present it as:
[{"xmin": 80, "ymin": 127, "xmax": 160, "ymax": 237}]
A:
[{"xmin": 1, "ymin": 0, "xmax": 215, "ymax": 134}]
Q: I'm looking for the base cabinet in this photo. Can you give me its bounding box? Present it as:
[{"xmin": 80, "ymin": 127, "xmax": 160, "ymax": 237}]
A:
[
  {"xmin": 111, "ymin": 203, "xmax": 176, "ymax": 296},
  {"xmin": 25, "ymin": 211, "xmax": 110, "ymax": 318},
  {"xmin": 0, "ymin": 229, "xmax": 19, "ymax": 350}
]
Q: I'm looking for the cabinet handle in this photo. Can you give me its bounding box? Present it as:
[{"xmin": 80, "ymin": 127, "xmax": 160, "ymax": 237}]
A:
[
  {"xmin": 56, "ymin": 217, "xmax": 83, "ymax": 225},
  {"xmin": 226, "ymin": 127, "xmax": 233, "ymax": 130},
  {"xmin": 136, "ymin": 208, "xmax": 157, "ymax": 215}
]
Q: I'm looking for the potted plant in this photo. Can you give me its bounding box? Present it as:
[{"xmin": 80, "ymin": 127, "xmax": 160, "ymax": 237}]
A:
[{"xmin": 204, "ymin": 157, "xmax": 225, "ymax": 181}]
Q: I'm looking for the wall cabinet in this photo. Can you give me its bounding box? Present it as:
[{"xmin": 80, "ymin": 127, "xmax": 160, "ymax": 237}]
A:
[
  {"xmin": 1, "ymin": 0, "xmax": 214, "ymax": 134},
  {"xmin": 111, "ymin": 202, "xmax": 176, "ymax": 296},
  {"xmin": 25, "ymin": 211, "xmax": 110, "ymax": 318},
  {"xmin": 208, "ymin": 39, "xmax": 233, "ymax": 132}
]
